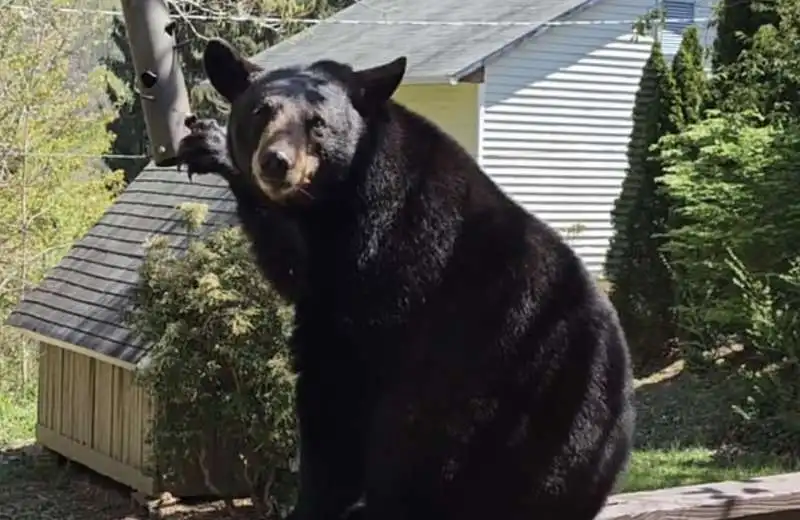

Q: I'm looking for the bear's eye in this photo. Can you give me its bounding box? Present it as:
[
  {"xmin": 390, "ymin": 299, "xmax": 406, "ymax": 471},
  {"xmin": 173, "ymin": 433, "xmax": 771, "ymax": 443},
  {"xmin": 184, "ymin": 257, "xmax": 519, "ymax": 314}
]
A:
[
  {"xmin": 253, "ymin": 101, "xmax": 274, "ymax": 118},
  {"xmin": 307, "ymin": 115, "xmax": 325, "ymax": 134}
]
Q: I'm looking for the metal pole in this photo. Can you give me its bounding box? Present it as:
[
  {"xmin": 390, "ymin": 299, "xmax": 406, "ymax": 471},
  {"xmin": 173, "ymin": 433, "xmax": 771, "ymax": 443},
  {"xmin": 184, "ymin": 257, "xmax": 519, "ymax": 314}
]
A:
[{"xmin": 119, "ymin": 0, "xmax": 191, "ymax": 167}]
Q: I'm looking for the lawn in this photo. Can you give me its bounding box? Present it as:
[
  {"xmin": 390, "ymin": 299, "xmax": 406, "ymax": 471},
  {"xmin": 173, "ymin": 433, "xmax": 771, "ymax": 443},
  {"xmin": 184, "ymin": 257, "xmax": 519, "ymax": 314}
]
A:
[
  {"xmin": 1, "ymin": 360, "xmax": 798, "ymax": 519},
  {"xmin": 620, "ymin": 358, "xmax": 799, "ymax": 492},
  {"xmin": 0, "ymin": 387, "xmax": 37, "ymax": 447}
]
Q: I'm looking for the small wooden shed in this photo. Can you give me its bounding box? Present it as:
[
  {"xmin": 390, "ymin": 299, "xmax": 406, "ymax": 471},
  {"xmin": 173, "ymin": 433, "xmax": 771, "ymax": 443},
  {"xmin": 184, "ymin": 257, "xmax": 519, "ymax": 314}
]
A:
[{"xmin": 4, "ymin": 166, "xmax": 246, "ymax": 497}]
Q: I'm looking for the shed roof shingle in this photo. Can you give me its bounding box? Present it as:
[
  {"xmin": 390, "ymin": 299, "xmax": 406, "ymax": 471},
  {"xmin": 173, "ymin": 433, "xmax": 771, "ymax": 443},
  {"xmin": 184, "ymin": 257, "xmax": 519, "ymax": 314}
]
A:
[
  {"xmin": 251, "ymin": 0, "xmax": 590, "ymax": 83},
  {"xmin": 5, "ymin": 167, "xmax": 238, "ymax": 366}
]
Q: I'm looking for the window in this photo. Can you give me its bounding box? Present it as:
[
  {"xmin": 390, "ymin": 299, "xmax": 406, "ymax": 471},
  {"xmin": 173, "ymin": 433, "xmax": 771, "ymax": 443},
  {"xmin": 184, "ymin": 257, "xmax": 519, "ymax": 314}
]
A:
[{"xmin": 662, "ymin": 0, "xmax": 695, "ymax": 33}]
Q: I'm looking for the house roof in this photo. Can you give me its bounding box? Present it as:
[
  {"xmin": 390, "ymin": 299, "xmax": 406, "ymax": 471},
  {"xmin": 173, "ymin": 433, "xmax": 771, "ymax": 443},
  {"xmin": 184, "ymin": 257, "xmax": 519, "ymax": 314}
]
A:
[
  {"xmin": 4, "ymin": 167, "xmax": 239, "ymax": 367},
  {"xmin": 251, "ymin": 0, "xmax": 593, "ymax": 84}
]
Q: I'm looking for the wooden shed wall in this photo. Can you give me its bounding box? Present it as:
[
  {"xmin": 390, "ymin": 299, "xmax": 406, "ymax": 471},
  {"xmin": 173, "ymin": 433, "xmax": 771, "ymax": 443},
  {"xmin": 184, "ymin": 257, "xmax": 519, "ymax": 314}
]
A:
[
  {"xmin": 36, "ymin": 341, "xmax": 155, "ymax": 494},
  {"xmin": 36, "ymin": 340, "xmax": 254, "ymax": 498}
]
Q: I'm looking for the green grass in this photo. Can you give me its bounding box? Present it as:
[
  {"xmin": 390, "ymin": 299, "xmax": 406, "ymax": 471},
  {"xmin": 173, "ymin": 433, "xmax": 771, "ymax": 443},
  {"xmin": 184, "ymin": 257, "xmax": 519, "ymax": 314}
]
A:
[
  {"xmin": 0, "ymin": 387, "xmax": 36, "ymax": 447},
  {"xmin": 621, "ymin": 447, "xmax": 798, "ymax": 493},
  {"xmin": 616, "ymin": 359, "xmax": 800, "ymax": 492}
]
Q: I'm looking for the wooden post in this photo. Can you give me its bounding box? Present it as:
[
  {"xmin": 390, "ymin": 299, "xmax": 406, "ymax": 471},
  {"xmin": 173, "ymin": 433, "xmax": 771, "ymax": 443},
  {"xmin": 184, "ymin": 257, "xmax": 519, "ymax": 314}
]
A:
[{"xmin": 119, "ymin": 0, "xmax": 191, "ymax": 166}]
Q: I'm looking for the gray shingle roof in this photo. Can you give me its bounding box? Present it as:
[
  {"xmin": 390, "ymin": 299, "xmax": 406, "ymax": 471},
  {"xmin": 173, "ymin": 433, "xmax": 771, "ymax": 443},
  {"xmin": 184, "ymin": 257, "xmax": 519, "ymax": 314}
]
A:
[
  {"xmin": 4, "ymin": 167, "xmax": 238, "ymax": 366},
  {"xmin": 251, "ymin": 0, "xmax": 590, "ymax": 83}
]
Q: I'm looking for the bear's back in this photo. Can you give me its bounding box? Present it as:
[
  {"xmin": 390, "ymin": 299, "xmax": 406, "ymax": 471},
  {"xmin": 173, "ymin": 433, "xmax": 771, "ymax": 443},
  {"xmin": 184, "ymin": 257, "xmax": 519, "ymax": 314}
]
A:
[{"xmin": 341, "ymin": 98, "xmax": 634, "ymax": 520}]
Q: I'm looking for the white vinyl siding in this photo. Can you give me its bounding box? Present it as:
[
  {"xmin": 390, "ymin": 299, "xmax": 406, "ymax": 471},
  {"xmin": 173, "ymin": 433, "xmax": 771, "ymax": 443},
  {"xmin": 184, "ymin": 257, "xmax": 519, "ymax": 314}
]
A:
[
  {"xmin": 480, "ymin": 0, "xmax": 714, "ymax": 276},
  {"xmin": 661, "ymin": 0, "xmax": 707, "ymax": 57}
]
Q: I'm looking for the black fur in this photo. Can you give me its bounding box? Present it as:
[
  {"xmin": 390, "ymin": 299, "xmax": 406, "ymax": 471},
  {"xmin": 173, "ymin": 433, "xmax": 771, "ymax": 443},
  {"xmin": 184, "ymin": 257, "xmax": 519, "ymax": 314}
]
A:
[{"xmin": 178, "ymin": 38, "xmax": 635, "ymax": 520}]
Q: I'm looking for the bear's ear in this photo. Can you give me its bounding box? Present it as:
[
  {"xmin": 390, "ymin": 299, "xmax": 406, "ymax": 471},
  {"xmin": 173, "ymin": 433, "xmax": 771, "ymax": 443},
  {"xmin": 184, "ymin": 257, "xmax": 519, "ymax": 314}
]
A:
[
  {"xmin": 354, "ymin": 56, "xmax": 407, "ymax": 106},
  {"xmin": 203, "ymin": 38, "xmax": 263, "ymax": 103}
]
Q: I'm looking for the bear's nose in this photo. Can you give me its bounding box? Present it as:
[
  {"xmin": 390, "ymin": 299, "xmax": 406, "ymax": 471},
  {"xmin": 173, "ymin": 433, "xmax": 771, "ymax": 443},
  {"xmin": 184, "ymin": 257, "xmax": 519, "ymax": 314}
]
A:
[{"xmin": 262, "ymin": 150, "xmax": 291, "ymax": 178}]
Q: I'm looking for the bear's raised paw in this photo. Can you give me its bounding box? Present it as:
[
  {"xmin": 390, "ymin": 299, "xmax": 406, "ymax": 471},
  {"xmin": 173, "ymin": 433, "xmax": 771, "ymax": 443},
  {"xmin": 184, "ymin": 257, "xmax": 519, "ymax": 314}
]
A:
[{"xmin": 177, "ymin": 116, "xmax": 236, "ymax": 181}]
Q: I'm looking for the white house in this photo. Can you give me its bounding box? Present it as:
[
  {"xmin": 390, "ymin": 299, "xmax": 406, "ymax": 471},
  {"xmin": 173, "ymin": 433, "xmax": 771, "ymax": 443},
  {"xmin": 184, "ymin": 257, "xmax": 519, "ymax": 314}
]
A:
[{"xmin": 253, "ymin": 0, "xmax": 717, "ymax": 276}]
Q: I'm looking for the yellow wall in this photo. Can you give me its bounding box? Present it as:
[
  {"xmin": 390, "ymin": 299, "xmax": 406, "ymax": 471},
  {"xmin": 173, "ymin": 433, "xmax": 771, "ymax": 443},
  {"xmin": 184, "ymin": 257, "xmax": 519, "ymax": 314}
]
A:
[{"xmin": 392, "ymin": 83, "xmax": 480, "ymax": 158}]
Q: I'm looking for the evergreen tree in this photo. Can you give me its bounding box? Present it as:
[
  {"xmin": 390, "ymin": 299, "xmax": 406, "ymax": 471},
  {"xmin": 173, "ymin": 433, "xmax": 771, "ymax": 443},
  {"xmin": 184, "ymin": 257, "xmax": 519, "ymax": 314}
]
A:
[
  {"xmin": 712, "ymin": 0, "xmax": 777, "ymax": 71},
  {"xmin": 102, "ymin": 17, "xmax": 149, "ymax": 182},
  {"xmin": 605, "ymin": 42, "xmax": 683, "ymax": 369},
  {"xmin": 664, "ymin": 27, "xmax": 709, "ymax": 345},
  {"xmin": 672, "ymin": 26, "xmax": 707, "ymax": 125},
  {"xmin": 716, "ymin": 0, "xmax": 800, "ymax": 120},
  {"xmin": 709, "ymin": 0, "xmax": 779, "ymax": 111}
]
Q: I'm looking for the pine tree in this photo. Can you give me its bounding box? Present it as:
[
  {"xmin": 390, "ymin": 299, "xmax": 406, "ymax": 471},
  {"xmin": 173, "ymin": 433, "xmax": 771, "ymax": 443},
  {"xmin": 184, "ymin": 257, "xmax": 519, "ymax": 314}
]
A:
[
  {"xmin": 709, "ymin": 0, "xmax": 779, "ymax": 112},
  {"xmin": 605, "ymin": 41, "xmax": 683, "ymax": 369},
  {"xmin": 672, "ymin": 26, "xmax": 707, "ymax": 125},
  {"xmin": 102, "ymin": 17, "xmax": 149, "ymax": 182},
  {"xmin": 712, "ymin": 0, "xmax": 777, "ymax": 71},
  {"xmin": 665, "ymin": 26, "xmax": 708, "ymax": 299}
]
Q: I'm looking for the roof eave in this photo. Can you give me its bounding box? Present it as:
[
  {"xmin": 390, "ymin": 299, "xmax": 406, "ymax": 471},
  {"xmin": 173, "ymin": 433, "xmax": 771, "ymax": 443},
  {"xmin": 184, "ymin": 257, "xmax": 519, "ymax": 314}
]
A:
[
  {"xmin": 448, "ymin": 0, "xmax": 605, "ymax": 83},
  {"xmin": 6, "ymin": 324, "xmax": 139, "ymax": 371},
  {"xmin": 197, "ymin": 74, "xmax": 452, "ymax": 89},
  {"xmin": 401, "ymin": 74, "xmax": 455, "ymax": 85}
]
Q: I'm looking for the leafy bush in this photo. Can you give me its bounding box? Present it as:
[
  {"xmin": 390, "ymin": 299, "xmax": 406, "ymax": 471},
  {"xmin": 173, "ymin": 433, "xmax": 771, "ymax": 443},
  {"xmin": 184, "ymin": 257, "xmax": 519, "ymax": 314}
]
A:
[
  {"xmin": 129, "ymin": 203, "xmax": 297, "ymax": 517},
  {"xmin": 724, "ymin": 252, "xmax": 800, "ymax": 455},
  {"xmin": 711, "ymin": 0, "xmax": 778, "ymax": 71},
  {"xmin": 659, "ymin": 112, "xmax": 800, "ymax": 345},
  {"xmin": 659, "ymin": 113, "xmax": 800, "ymax": 454}
]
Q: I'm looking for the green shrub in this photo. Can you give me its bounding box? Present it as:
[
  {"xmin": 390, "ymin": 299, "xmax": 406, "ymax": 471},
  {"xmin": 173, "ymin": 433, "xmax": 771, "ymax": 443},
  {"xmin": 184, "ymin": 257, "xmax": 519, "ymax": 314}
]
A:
[
  {"xmin": 660, "ymin": 0, "xmax": 800, "ymax": 457},
  {"xmin": 659, "ymin": 112, "xmax": 800, "ymax": 344},
  {"xmin": 724, "ymin": 251, "xmax": 800, "ymax": 455},
  {"xmin": 128, "ymin": 203, "xmax": 297, "ymax": 517},
  {"xmin": 659, "ymin": 114, "xmax": 800, "ymax": 454}
]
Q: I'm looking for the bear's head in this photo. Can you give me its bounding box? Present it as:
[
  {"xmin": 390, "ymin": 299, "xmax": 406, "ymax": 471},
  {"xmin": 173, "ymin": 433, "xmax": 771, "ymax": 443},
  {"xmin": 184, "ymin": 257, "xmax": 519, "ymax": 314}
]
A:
[{"xmin": 202, "ymin": 38, "xmax": 407, "ymax": 204}]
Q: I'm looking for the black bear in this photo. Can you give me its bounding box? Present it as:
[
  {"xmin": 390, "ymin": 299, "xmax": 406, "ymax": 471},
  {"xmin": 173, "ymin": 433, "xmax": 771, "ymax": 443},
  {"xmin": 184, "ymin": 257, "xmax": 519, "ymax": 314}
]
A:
[{"xmin": 178, "ymin": 37, "xmax": 635, "ymax": 520}]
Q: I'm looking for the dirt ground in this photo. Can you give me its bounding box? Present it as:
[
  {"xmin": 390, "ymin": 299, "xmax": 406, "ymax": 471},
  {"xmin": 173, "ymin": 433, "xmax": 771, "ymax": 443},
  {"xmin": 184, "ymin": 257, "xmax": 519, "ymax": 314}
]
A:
[{"xmin": 0, "ymin": 442, "xmax": 261, "ymax": 520}]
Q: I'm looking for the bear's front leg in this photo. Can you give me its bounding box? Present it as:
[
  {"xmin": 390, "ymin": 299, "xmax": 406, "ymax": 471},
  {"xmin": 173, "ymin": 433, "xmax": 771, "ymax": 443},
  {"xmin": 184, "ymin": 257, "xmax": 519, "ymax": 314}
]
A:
[{"xmin": 287, "ymin": 319, "xmax": 369, "ymax": 520}]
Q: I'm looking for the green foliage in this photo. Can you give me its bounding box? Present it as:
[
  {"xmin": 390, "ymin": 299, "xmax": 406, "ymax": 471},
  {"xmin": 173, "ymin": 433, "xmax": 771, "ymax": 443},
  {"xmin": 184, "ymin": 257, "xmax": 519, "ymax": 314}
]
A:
[
  {"xmin": 631, "ymin": 7, "xmax": 664, "ymax": 40},
  {"xmin": 709, "ymin": 0, "xmax": 800, "ymax": 119},
  {"xmin": 658, "ymin": 112, "xmax": 800, "ymax": 453},
  {"xmin": 656, "ymin": 0, "xmax": 800, "ymax": 456},
  {"xmin": 605, "ymin": 42, "xmax": 681, "ymax": 369},
  {"xmin": 724, "ymin": 252, "xmax": 800, "ymax": 455},
  {"xmin": 711, "ymin": 0, "xmax": 777, "ymax": 71},
  {"xmin": 659, "ymin": 113, "xmax": 800, "ymax": 346},
  {"xmin": 0, "ymin": 0, "xmax": 124, "ymax": 398},
  {"xmin": 102, "ymin": 16, "xmax": 150, "ymax": 181},
  {"xmin": 672, "ymin": 26, "xmax": 707, "ymax": 125},
  {"xmin": 129, "ymin": 206, "xmax": 297, "ymax": 516},
  {"xmin": 659, "ymin": 113, "xmax": 762, "ymax": 358}
]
